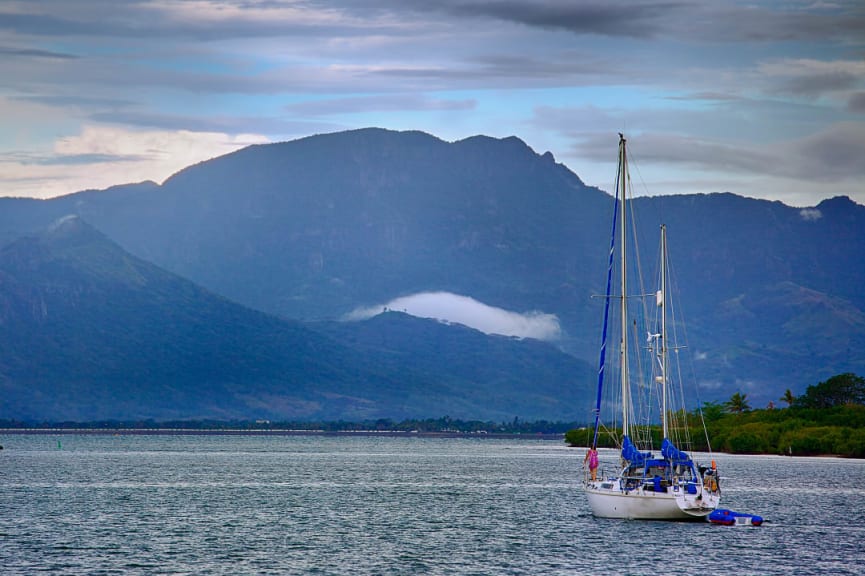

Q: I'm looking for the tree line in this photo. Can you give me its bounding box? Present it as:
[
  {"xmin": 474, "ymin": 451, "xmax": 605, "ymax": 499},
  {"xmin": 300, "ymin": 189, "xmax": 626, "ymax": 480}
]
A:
[
  {"xmin": 565, "ymin": 373, "xmax": 865, "ymax": 458},
  {"xmin": 0, "ymin": 415, "xmax": 579, "ymax": 435}
]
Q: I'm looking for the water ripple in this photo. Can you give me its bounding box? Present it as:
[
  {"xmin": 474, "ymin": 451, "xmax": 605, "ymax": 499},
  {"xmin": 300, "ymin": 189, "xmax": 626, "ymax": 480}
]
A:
[{"xmin": 0, "ymin": 435, "xmax": 862, "ymax": 575}]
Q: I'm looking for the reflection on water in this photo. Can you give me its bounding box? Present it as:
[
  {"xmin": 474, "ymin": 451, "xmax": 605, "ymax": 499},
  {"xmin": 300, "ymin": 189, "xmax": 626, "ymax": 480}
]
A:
[{"xmin": 1, "ymin": 434, "xmax": 863, "ymax": 575}]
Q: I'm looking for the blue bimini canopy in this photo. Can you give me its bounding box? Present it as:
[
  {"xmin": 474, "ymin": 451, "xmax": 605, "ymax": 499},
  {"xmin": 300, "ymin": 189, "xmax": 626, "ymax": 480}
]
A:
[
  {"xmin": 621, "ymin": 436, "xmax": 652, "ymax": 466},
  {"xmin": 661, "ymin": 438, "xmax": 692, "ymax": 464}
]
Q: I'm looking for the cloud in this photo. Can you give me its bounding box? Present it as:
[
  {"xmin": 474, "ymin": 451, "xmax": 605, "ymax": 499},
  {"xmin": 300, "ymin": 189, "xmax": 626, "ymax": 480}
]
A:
[
  {"xmin": 664, "ymin": 92, "xmax": 744, "ymax": 102},
  {"xmin": 0, "ymin": 1, "xmax": 365, "ymax": 40},
  {"xmin": 567, "ymin": 130, "xmax": 774, "ymax": 175},
  {"xmin": 799, "ymin": 208, "xmax": 822, "ymax": 221},
  {"xmin": 559, "ymin": 118, "xmax": 865, "ymax": 181},
  {"xmin": 363, "ymin": 52, "xmax": 618, "ymax": 92},
  {"xmin": 89, "ymin": 110, "xmax": 338, "ymax": 136},
  {"xmin": 345, "ymin": 291, "xmax": 561, "ymax": 340},
  {"xmin": 698, "ymin": 379, "xmax": 724, "ymax": 391},
  {"xmin": 697, "ymin": 3, "xmax": 865, "ymax": 44},
  {"xmin": 0, "ymin": 45, "xmax": 78, "ymax": 59},
  {"xmin": 0, "ymin": 125, "xmax": 269, "ymax": 198},
  {"xmin": 2, "ymin": 0, "xmax": 864, "ymax": 205},
  {"xmin": 785, "ymin": 122, "xmax": 865, "ymax": 181},
  {"xmin": 528, "ymin": 94, "xmax": 865, "ymax": 206},
  {"xmin": 284, "ymin": 94, "xmax": 476, "ymax": 116},
  {"xmin": 849, "ymin": 92, "xmax": 865, "ymax": 113},
  {"xmin": 51, "ymin": 125, "xmax": 267, "ymax": 163},
  {"xmin": 15, "ymin": 94, "xmax": 135, "ymax": 109},
  {"xmin": 24, "ymin": 152, "xmax": 148, "ymax": 166},
  {"xmin": 431, "ymin": 1, "xmax": 677, "ymax": 39},
  {"xmin": 342, "ymin": 0, "xmax": 865, "ymax": 44},
  {"xmin": 758, "ymin": 58, "xmax": 865, "ymax": 99}
]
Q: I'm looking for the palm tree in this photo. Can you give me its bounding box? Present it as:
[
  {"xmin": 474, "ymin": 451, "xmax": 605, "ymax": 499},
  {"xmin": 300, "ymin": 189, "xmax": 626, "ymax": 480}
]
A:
[
  {"xmin": 781, "ymin": 389, "xmax": 795, "ymax": 408},
  {"xmin": 725, "ymin": 391, "xmax": 751, "ymax": 414}
]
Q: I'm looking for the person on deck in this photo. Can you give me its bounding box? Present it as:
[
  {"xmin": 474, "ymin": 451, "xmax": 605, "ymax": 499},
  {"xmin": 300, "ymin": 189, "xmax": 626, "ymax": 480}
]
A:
[{"xmin": 585, "ymin": 447, "xmax": 599, "ymax": 481}]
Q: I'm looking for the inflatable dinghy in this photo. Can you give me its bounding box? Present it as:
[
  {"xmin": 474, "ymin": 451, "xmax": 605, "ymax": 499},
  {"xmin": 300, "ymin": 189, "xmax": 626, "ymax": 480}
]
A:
[{"xmin": 708, "ymin": 509, "xmax": 763, "ymax": 526}]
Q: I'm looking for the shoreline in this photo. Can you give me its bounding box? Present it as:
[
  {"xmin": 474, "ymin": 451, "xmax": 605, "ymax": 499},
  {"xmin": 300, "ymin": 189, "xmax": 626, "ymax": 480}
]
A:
[
  {"xmin": 0, "ymin": 428, "xmax": 564, "ymax": 441},
  {"xmin": 566, "ymin": 443, "xmax": 853, "ymax": 459}
]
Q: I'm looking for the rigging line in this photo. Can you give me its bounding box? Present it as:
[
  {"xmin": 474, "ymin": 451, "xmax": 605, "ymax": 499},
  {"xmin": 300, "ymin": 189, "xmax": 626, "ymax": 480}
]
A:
[
  {"xmin": 626, "ymin": 323, "xmax": 653, "ymax": 450},
  {"xmin": 648, "ymin": 227, "xmax": 670, "ymax": 439},
  {"xmin": 625, "ymin": 154, "xmax": 656, "ymax": 445},
  {"xmin": 645, "ymin": 234, "xmax": 665, "ymax": 436},
  {"xmin": 664, "ymin": 237, "xmax": 701, "ymax": 451},
  {"xmin": 661, "ymin": 255, "xmax": 687, "ymax": 446},
  {"xmin": 632, "ymin": 318, "xmax": 651, "ymax": 431},
  {"xmin": 623, "ymin": 140, "xmax": 653, "ymax": 199},
  {"xmin": 625, "ymin": 163, "xmax": 653, "ymax": 357}
]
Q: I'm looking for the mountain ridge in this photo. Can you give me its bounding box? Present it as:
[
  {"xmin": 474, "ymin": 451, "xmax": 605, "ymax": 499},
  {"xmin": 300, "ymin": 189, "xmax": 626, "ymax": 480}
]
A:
[
  {"xmin": 0, "ymin": 128, "xmax": 862, "ymax": 411},
  {"xmin": 0, "ymin": 214, "xmax": 593, "ymax": 421}
]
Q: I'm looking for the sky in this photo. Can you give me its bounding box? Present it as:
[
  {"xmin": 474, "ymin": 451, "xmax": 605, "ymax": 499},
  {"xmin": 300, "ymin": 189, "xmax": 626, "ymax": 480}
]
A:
[{"xmin": 2, "ymin": 0, "xmax": 864, "ymax": 207}]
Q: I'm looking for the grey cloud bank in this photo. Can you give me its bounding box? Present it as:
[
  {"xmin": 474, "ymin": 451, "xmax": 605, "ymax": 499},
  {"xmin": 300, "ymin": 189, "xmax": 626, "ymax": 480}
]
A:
[{"xmin": 0, "ymin": 0, "xmax": 863, "ymax": 205}]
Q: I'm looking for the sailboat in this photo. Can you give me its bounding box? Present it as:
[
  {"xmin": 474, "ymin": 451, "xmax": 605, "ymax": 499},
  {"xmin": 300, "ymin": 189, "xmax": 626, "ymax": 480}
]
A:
[{"xmin": 583, "ymin": 134, "xmax": 721, "ymax": 520}]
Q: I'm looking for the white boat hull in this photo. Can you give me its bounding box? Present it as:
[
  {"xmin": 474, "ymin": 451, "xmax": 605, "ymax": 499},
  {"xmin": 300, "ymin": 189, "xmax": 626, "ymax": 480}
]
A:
[{"xmin": 585, "ymin": 479, "xmax": 719, "ymax": 521}]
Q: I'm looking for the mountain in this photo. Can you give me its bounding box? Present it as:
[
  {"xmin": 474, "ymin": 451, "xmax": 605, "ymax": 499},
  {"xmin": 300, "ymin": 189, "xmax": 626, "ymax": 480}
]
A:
[
  {"xmin": 0, "ymin": 216, "xmax": 593, "ymax": 421},
  {"xmin": 0, "ymin": 128, "xmax": 863, "ymax": 409},
  {"xmin": 25, "ymin": 129, "xmax": 608, "ymax": 329},
  {"xmin": 312, "ymin": 312, "xmax": 595, "ymax": 421}
]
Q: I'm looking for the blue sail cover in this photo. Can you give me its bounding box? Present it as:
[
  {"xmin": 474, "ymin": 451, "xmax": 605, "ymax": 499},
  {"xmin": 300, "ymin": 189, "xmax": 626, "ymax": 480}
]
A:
[
  {"xmin": 621, "ymin": 436, "xmax": 651, "ymax": 465},
  {"xmin": 661, "ymin": 438, "xmax": 691, "ymax": 464},
  {"xmin": 591, "ymin": 167, "xmax": 621, "ymax": 450}
]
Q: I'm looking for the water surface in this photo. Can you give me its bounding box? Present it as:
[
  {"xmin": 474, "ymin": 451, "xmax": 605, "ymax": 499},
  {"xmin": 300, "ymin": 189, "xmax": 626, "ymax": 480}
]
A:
[{"xmin": 1, "ymin": 434, "xmax": 862, "ymax": 575}]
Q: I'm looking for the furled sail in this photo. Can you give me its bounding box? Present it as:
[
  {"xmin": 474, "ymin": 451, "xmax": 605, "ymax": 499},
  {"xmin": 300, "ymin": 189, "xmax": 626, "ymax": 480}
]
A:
[
  {"xmin": 661, "ymin": 438, "xmax": 691, "ymax": 464},
  {"xmin": 621, "ymin": 435, "xmax": 651, "ymax": 465}
]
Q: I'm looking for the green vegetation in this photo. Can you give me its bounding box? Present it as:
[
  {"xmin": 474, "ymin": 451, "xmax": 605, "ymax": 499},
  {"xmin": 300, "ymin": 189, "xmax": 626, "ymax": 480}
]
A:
[
  {"xmin": 566, "ymin": 373, "xmax": 865, "ymax": 458},
  {"xmin": 725, "ymin": 391, "xmax": 751, "ymax": 414},
  {"xmin": 794, "ymin": 372, "xmax": 865, "ymax": 408}
]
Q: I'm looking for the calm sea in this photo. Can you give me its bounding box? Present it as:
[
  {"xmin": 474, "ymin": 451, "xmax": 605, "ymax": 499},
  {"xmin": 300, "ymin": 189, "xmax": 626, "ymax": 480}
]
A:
[{"xmin": 1, "ymin": 433, "xmax": 862, "ymax": 575}]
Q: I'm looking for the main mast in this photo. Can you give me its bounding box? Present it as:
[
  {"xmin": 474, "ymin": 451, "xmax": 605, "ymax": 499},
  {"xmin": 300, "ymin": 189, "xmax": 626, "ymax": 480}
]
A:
[
  {"xmin": 619, "ymin": 134, "xmax": 629, "ymax": 437},
  {"xmin": 660, "ymin": 224, "xmax": 668, "ymax": 440}
]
